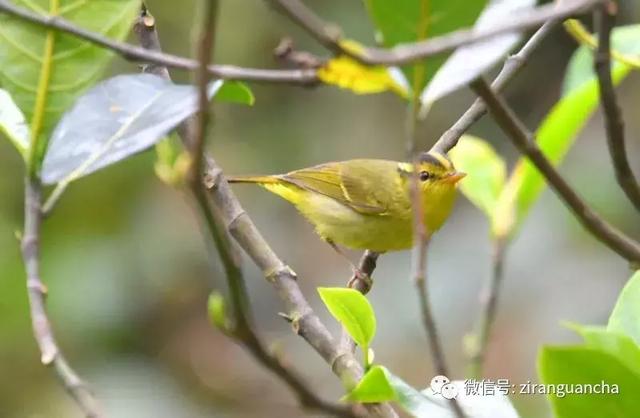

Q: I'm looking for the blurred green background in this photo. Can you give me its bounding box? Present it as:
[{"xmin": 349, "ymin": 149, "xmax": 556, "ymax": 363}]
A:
[{"xmin": 1, "ymin": 0, "xmax": 640, "ymax": 417}]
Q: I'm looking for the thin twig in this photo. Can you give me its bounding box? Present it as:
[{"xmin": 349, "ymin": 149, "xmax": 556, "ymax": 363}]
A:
[
  {"xmin": 267, "ymin": 0, "xmax": 601, "ymax": 66},
  {"xmin": 338, "ymin": 251, "xmax": 379, "ymax": 355},
  {"xmin": 430, "ymin": 21, "xmax": 556, "ymax": 155},
  {"xmin": 21, "ymin": 179, "xmax": 101, "ymax": 418},
  {"xmin": 134, "ymin": 9, "xmax": 390, "ymax": 418},
  {"xmin": 0, "ymin": 0, "xmax": 317, "ymax": 84},
  {"xmin": 471, "ymin": 78, "xmax": 640, "ymax": 264},
  {"xmin": 414, "ymin": 241, "xmax": 466, "ymax": 418},
  {"xmin": 0, "ymin": 0, "xmax": 600, "ymax": 85},
  {"xmin": 593, "ymin": 2, "xmax": 640, "ymax": 212},
  {"xmin": 467, "ymin": 238, "xmax": 507, "ymax": 379}
]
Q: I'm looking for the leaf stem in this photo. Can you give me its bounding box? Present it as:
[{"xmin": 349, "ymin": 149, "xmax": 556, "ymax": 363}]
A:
[{"xmin": 28, "ymin": 0, "xmax": 59, "ymax": 177}]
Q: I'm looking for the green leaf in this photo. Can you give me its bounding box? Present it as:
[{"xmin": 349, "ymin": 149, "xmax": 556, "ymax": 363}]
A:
[
  {"xmin": 42, "ymin": 74, "xmax": 224, "ymax": 185},
  {"xmin": 0, "ymin": 88, "xmax": 29, "ymax": 158},
  {"xmin": 567, "ymin": 323, "xmax": 640, "ymax": 377},
  {"xmin": 448, "ymin": 135, "xmax": 506, "ymax": 223},
  {"xmin": 208, "ymin": 291, "xmax": 228, "ymax": 331},
  {"xmin": 421, "ymin": 0, "xmax": 535, "ymax": 105},
  {"xmin": 363, "ymin": 0, "xmax": 487, "ymax": 94},
  {"xmin": 608, "ymin": 270, "xmax": 640, "ymax": 345},
  {"xmin": 496, "ymin": 63, "xmax": 631, "ymax": 236},
  {"xmin": 216, "ymin": 81, "xmax": 255, "ymax": 105},
  {"xmin": 563, "ymin": 24, "xmax": 640, "ymax": 95},
  {"xmin": 539, "ymin": 346, "xmax": 640, "ymax": 418},
  {"xmin": 318, "ymin": 287, "xmax": 376, "ymax": 351},
  {"xmin": 0, "ymin": 0, "xmax": 140, "ymax": 165},
  {"xmin": 342, "ymin": 365, "xmax": 396, "ymax": 403},
  {"xmin": 154, "ymin": 133, "xmax": 191, "ymax": 187}
]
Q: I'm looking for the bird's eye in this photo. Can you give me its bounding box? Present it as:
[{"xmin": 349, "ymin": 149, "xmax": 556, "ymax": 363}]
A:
[{"xmin": 419, "ymin": 171, "xmax": 431, "ymax": 181}]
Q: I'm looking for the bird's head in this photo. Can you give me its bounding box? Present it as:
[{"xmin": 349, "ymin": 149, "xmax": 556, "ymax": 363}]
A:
[{"xmin": 398, "ymin": 151, "xmax": 466, "ymax": 192}]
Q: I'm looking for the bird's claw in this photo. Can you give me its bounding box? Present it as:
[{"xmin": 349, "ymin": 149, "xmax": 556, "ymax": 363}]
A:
[{"xmin": 347, "ymin": 268, "xmax": 372, "ymax": 293}]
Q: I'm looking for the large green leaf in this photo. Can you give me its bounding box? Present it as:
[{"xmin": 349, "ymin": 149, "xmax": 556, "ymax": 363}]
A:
[
  {"xmin": 568, "ymin": 323, "xmax": 640, "ymax": 377},
  {"xmin": 608, "ymin": 270, "xmax": 640, "ymax": 345},
  {"xmin": 42, "ymin": 74, "xmax": 225, "ymax": 185},
  {"xmin": 421, "ymin": 0, "xmax": 535, "ymax": 105},
  {"xmin": 495, "ymin": 64, "xmax": 631, "ymax": 236},
  {"xmin": 0, "ymin": 88, "xmax": 29, "ymax": 158},
  {"xmin": 0, "ymin": 0, "xmax": 140, "ymax": 164},
  {"xmin": 363, "ymin": 0, "xmax": 487, "ymax": 93},
  {"xmin": 539, "ymin": 346, "xmax": 640, "ymax": 418},
  {"xmin": 448, "ymin": 135, "xmax": 506, "ymax": 225},
  {"xmin": 563, "ymin": 24, "xmax": 640, "ymax": 95}
]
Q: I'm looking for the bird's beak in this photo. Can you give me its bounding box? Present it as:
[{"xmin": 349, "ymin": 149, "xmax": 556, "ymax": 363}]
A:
[{"xmin": 444, "ymin": 171, "xmax": 466, "ymax": 184}]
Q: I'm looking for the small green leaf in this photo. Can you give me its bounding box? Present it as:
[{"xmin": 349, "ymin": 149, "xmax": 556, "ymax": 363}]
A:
[
  {"xmin": 497, "ymin": 63, "xmax": 631, "ymax": 236},
  {"xmin": 563, "ymin": 24, "xmax": 640, "ymax": 95},
  {"xmin": 208, "ymin": 292, "xmax": 228, "ymax": 331},
  {"xmin": 608, "ymin": 271, "xmax": 640, "ymax": 345},
  {"xmin": 448, "ymin": 135, "xmax": 506, "ymax": 224},
  {"xmin": 342, "ymin": 365, "xmax": 396, "ymax": 403},
  {"xmin": 539, "ymin": 346, "xmax": 640, "ymax": 418},
  {"xmin": 154, "ymin": 134, "xmax": 191, "ymax": 187},
  {"xmin": 216, "ymin": 81, "xmax": 255, "ymax": 105},
  {"xmin": 318, "ymin": 287, "xmax": 376, "ymax": 350},
  {"xmin": 0, "ymin": 88, "xmax": 29, "ymax": 159}
]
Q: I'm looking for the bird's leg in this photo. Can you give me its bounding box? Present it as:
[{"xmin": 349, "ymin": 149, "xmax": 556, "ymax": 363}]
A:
[{"xmin": 326, "ymin": 239, "xmax": 373, "ymax": 290}]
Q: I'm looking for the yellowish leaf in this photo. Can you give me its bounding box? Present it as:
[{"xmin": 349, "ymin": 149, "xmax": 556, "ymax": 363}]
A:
[{"xmin": 317, "ymin": 40, "xmax": 409, "ymax": 98}]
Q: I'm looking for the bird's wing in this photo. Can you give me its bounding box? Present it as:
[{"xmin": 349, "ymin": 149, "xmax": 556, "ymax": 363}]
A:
[{"xmin": 282, "ymin": 161, "xmax": 389, "ymax": 215}]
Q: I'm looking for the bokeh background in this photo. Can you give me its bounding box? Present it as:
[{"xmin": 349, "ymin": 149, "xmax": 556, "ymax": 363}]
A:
[{"xmin": 2, "ymin": 0, "xmax": 640, "ymax": 417}]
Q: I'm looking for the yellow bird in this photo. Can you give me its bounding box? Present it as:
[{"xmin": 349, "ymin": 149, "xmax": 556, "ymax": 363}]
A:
[{"xmin": 227, "ymin": 151, "xmax": 465, "ymax": 254}]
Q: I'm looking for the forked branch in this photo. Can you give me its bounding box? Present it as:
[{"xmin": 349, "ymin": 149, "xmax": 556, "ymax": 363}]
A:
[{"xmin": 593, "ymin": 3, "xmax": 640, "ymax": 212}]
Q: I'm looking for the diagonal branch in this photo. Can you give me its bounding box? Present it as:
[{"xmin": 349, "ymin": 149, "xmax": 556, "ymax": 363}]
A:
[
  {"xmin": 134, "ymin": 8, "xmax": 392, "ymax": 418},
  {"xmin": 21, "ymin": 179, "xmax": 101, "ymax": 418},
  {"xmin": 267, "ymin": 0, "xmax": 601, "ymax": 66},
  {"xmin": 430, "ymin": 21, "xmax": 556, "ymax": 155},
  {"xmin": 0, "ymin": 0, "xmax": 317, "ymax": 84},
  {"xmin": 593, "ymin": 3, "xmax": 640, "ymax": 212},
  {"xmin": 471, "ymin": 78, "xmax": 640, "ymax": 264}
]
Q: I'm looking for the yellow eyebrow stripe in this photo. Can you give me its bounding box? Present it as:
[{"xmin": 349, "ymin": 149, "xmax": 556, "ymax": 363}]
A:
[{"xmin": 429, "ymin": 152, "xmax": 453, "ymax": 170}]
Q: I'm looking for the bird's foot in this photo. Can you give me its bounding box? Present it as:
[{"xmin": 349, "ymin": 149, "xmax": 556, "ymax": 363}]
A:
[{"xmin": 347, "ymin": 268, "xmax": 373, "ymax": 293}]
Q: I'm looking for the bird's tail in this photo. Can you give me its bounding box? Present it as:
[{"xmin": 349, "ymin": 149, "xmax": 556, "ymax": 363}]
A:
[{"xmin": 226, "ymin": 175, "xmax": 280, "ymax": 185}]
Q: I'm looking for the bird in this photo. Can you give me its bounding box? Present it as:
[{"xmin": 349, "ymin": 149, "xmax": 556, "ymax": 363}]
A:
[{"xmin": 225, "ymin": 151, "xmax": 465, "ymax": 259}]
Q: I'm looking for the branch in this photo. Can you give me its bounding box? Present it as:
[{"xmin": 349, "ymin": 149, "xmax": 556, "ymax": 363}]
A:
[
  {"xmin": 430, "ymin": 21, "xmax": 556, "ymax": 155},
  {"xmin": 338, "ymin": 251, "xmax": 379, "ymax": 355},
  {"xmin": 134, "ymin": 9, "xmax": 392, "ymax": 418},
  {"xmin": 0, "ymin": 0, "xmax": 317, "ymax": 85},
  {"xmin": 268, "ymin": 0, "xmax": 601, "ymax": 66},
  {"xmin": 21, "ymin": 179, "xmax": 101, "ymax": 417},
  {"xmin": 407, "ymin": 93, "xmax": 464, "ymax": 417},
  {"xmin": 467, "ymin": 238, "xmax": 507, "ymax": 379},
  {"xmin": 471, "ymin": 78, "xmax": 640, "ymax": 264},
  {"xmin": 593, "ymin": 2, "xmax": 640, "ymax": 212}
]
